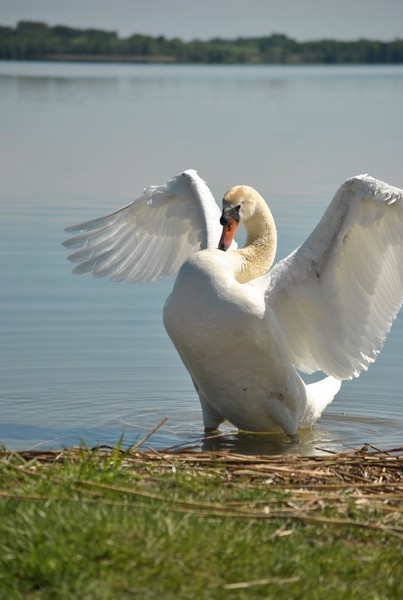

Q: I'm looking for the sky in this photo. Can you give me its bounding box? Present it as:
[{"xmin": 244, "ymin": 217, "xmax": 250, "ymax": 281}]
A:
[{"xmin": 1, "ymin": 0, "xmax": 403, "ymax": 41}]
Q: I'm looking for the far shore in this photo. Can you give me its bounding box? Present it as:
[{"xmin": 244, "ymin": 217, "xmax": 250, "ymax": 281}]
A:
[{"xmin": 43, "ymin": 54, "xmax": 177, "ymax": 63}]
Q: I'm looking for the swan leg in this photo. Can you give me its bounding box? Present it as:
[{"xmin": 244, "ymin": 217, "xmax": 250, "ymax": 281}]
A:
[
  {"xmin": 263, "ymin": 396, "xmax": 299, "ymax": 437},
  {"xmin": 198, "ymin": 391, "xmax": 225, "ymax": 431},
  {"xmin": 201, "ymin": 400, "xmax": 225, "ymax": 431},
  {"xmin": 190, "ymin": 377, "xmax": 225, "ymax": 430}
]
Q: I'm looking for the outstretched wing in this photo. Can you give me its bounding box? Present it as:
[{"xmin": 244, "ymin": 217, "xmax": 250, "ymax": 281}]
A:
[
  {"xmin": 260, "ymin": 175, "xmax": 403, "ymax": 380},
  {"xmin": 63, "ymin": 169, "xmax": 224, "ymax": 283}
]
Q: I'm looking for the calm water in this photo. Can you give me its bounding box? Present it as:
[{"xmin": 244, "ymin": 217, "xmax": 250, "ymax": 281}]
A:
[{"xmin": 1, "ymin": 61, "xmax": 402, "ymax": 454}]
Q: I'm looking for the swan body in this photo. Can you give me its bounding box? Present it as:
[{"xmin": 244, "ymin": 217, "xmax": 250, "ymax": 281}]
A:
[{"xmin": 64, "ymin": 170, "xmax": 403, "ymax": 435}]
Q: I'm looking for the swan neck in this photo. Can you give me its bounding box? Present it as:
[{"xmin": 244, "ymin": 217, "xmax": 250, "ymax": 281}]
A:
[{"xmin": 236, "ymin": 202, "xmax": 277, "ymax": 283}]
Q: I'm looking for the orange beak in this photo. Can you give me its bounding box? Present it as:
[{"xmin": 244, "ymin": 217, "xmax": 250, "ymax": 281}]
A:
[{"xmin": 218, "ymin": 216, "xmax": 238, "ymax": 251}]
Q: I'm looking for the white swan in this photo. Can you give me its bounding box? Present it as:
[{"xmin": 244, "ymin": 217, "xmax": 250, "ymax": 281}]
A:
[{"xmin": 63, "ymin": 170, "xmax": 403, "ymax": 436}]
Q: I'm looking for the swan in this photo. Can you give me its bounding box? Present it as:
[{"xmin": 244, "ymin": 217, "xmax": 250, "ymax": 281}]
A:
[{"xmin": 63, "ymin": 170, "xmax": 403, "ymax": 436}]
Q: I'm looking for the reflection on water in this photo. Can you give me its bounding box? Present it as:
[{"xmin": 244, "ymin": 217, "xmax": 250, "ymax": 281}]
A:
[
  {"xmin": 200, "ymin": 414, "xmax": 402, "ymax": 456},
  {"xmin": 1, "ymin": 62, "xmax": 402, "ymax": 454},
  {"xmin": 1, "ymin": 409, "xmax": 399, "ymax": 457}
]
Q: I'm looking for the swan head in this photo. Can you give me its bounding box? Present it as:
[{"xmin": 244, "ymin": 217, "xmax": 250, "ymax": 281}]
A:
[{"xmin": 218, "ymin": 185, "xmax": 265, "ymax": 251}]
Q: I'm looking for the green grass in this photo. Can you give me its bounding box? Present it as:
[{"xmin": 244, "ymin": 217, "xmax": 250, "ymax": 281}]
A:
[{"xmin": 0, "ymin": 447, "xmax": 401, "ymax": 599}]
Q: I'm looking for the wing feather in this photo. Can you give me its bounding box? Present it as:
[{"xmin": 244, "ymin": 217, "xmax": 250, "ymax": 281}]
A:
[
  {"xmin": 263, "ymin": 175, "xmax": 403, "ymax": 380},
  {"xmin": 63, "ymin": 170, "xmax": 225, "ymax": 283}
]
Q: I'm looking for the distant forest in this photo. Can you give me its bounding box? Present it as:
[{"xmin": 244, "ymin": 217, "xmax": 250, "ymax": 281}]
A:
[{"xmin": 1, "ymin": 21, "xmax": 403, "ymax": 64}]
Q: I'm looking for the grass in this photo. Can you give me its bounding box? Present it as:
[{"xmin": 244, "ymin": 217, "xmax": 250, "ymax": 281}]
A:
[{"xmin": 0, "ymin": 442, "xmax": 402, "ymax": 599}]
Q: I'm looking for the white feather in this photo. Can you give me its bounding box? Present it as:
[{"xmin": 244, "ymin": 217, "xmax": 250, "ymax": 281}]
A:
[
  {"xmin": 261, "ymin": 175, "xmax": 403, "ymax": 379},
  {"xmin": 64, "ymin": 171, "xmax": 403, "ymax": 434},
  {"xmin": 63, "ymin": 169, "xmax": 232, "ymax": 283}
]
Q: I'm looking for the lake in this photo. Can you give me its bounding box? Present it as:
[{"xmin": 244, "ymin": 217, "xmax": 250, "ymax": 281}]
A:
[{"xmin": 1, "ymin": 61, "xmax": 402, "ymax": 454}]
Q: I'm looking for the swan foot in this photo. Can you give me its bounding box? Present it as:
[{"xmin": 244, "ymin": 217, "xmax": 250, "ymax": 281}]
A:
[
  {"xmin": 204, "ymin": 427, "xmax": 221, "ymax": 437},
  {"xmin": 288, "ymin": 433, "xmax": 299, "ymax": 444}
]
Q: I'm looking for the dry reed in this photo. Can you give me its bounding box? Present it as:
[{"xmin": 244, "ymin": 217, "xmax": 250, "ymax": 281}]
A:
[{"xmin": 1, "ymin": 439, "xmax": 402, "ymax": 539}]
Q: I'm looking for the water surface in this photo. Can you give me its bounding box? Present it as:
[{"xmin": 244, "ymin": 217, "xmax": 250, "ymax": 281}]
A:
[{"xmin": 1, "ymin": 62, "xmax": 402, "ymax": 454}]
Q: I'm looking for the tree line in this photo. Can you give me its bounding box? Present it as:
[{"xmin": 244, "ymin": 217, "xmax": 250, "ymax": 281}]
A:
[{"xmin": 1, "ymin": 21, "xmax": 402, "ymax": 64}]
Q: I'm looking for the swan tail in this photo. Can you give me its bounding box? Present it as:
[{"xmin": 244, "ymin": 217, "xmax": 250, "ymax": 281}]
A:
[{"xmin": 301, "ymin": 376, "xmax": 342, "ymax": 428}]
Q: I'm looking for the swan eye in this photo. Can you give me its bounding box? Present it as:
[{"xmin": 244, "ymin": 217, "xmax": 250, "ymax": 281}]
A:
[{"xmin": 235, "ymin": 205, "xmax": 241, "ymax": 212}]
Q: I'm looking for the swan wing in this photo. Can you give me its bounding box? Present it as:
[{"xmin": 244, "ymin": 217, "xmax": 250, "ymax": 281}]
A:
[
  {"xmin": 261, "ymin": 175, "xmax": 403, "ymax": 379},
  {"xmin": 63, "ymin": 169, "xmax": 225, "ymax": 283}
]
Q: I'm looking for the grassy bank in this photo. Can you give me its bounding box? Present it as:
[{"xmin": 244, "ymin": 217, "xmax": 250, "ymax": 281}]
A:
[{"xmin": 0, "ymin": 444, "xmax": 402, "ymax": 599}]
